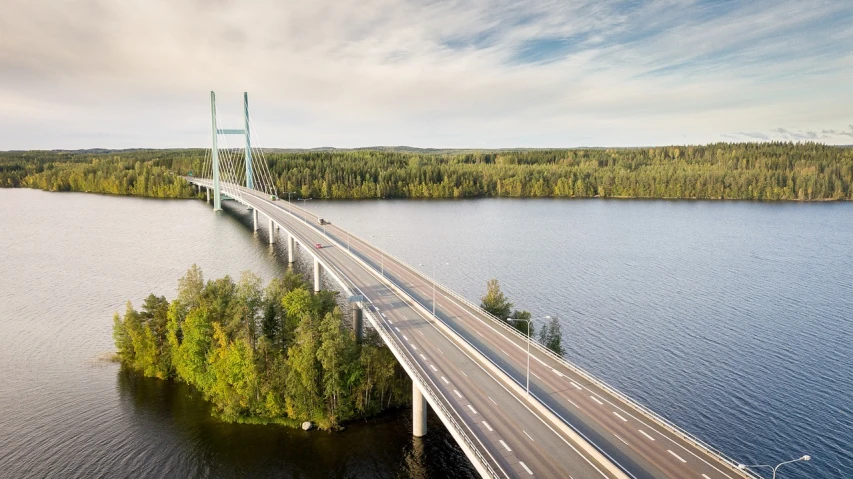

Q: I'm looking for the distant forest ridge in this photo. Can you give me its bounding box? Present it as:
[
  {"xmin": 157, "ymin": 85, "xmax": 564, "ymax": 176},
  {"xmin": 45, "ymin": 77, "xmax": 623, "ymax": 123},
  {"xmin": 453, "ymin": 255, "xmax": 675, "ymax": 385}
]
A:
[{"xmin": 1, "ymin": 142, "xmax": 851, "ymax": 200}]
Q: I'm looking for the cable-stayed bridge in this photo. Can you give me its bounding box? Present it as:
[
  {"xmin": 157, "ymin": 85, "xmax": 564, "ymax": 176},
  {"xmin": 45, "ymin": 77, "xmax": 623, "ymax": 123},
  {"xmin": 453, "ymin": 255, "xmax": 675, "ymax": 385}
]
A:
[{"xmin": 185, "ymin": 92, "xmax": 761, "ymax": 479}]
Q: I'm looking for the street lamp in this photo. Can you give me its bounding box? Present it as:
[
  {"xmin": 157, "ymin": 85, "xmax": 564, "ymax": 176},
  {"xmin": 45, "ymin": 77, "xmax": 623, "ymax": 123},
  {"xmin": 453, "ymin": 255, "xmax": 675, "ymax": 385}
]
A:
[
  {"xmin": 419, "ymin": 262, "xmax": 449, "ymax": 317},
  {"xmin": 513, "ymin": 315, "xmax": 549, "ymax": 395},
  {"xmin": 297, "ymin": 197, "xmax": 312, "ymax": 222},
  {"xmin": 370, "ymin": 234, "xmax": 394, "ymax": 277},
  {"xmin": 283, "ymin": 191, "xmax": 296, "ymax": 211},
  {"xmin": 738, "ymin": 455, "xmax": 811, "ymax": 479}
]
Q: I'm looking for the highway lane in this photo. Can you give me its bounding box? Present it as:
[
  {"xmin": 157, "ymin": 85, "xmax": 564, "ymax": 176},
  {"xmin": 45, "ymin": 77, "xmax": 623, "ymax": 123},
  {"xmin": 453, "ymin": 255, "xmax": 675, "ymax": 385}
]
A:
[
  {"xmin": 313, "ymin": 213, "xmax": 754, "ymax": 479},
  {"xmin": 193, "ymin": 182, "xmax": 626, "ymax": 479}
]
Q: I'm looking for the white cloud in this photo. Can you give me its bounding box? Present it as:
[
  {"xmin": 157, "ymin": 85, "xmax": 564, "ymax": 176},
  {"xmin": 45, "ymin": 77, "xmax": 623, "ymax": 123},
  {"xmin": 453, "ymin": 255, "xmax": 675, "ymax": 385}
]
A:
[{"xmin": 0, "ymin": 0, "xmax": 851, "ymax": 148}]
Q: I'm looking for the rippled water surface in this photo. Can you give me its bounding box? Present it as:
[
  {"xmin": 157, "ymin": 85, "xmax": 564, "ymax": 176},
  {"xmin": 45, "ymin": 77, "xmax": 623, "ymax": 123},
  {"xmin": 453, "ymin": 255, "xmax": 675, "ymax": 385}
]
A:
[{"xmin": 1, "ymin": 189, "xmax": 851, "ymax": 478}]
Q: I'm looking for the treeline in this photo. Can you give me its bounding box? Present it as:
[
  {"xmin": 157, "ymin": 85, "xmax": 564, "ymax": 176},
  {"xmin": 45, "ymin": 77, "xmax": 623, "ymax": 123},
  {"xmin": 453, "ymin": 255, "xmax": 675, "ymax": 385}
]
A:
[
  {"xmin": 3, "ymin": 142, "xmax": 853, "ymax": 200},
  {"xmin": 113, "ymin": 266, "xmax": 409, "ymax": 429}
]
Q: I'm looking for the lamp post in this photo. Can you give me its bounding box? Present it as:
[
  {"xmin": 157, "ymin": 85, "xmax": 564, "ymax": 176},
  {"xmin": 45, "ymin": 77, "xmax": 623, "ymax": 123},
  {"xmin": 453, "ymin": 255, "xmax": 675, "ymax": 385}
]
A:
[
  {"xmin": 513, "ymin": 315, "xmax": 549, "ymax": 395},
  {"xmin": 738, "ymin": 455, "xmax": 811, "ymax": 479},
  {"xmin": 283, "ymin": 191, "xmax": 296, "ymax": 211},
  {"xmin": 370, "ymin": 234, "xmax": 393, "ymax": 277},
  {"xmin": 419, "ymin": 262, "xmax": 449, "ymax": 317},
  {"xmin": 297, "ymin": 197, "xmax": 312, "ymax": 222}
]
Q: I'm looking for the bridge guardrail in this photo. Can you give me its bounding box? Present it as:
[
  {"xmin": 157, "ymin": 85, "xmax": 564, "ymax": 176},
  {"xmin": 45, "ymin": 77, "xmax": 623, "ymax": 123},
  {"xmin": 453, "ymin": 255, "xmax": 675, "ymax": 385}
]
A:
[
  {"xmin": 191, "ymin": 178, "xmax": 757, "ymax": 479},
  {"xmin": 288, "ymin": 200, "xmax": 758, "ymax": 479}
]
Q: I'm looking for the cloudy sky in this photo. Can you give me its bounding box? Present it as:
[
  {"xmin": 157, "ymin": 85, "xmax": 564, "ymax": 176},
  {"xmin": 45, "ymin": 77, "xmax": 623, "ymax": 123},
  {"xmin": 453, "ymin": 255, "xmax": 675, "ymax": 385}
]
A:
[{"xmin": 1, "ymin": 0, "xmax": 851, "ymax": 149}]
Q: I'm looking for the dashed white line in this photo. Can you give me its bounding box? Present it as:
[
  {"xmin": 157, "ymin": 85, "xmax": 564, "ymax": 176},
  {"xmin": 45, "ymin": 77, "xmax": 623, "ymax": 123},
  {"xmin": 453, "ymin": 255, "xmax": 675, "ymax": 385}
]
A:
[
  {"xmin": 568, "ymin": 399, "xmax": 579, "ymax": 408},
  {"xmin": 702, "ymin": 475, "xmax": 712, "ymax": 479},
  {"xmin": 667, "ymin": 450, "xmax": 687, "ymax": 463},
  {"xmin": 467, "ymin": 404, "xmax": 478, "ymax": 415},
  {"xmin": 419, "ymin": 354, "xmax": 427, "ymax": 361},
  {"xmin": 519, "ymin": 461, "xmax": 533, "ymax": 475},
  {"xmin": 590, "ymin": 395, "xmax": 604, "ymax": 405},
  {"xmin": 523, "ymin": 430, "xmax": 534, "ymax": 442},
  {"xmin": 430, "ymin": 364, "xmax": 438, "ymax": 372},
  {"xmin": 381, "ymin": 313, "xmax": 387, "ymax": 318},
  {"xmin": 411, "ymin": 345, "xmax": 417, "ymax": 350},
  {"xmin": 387, "ymin": 319, "xmax": 393, "ymax": 324},
  {"xmin": 500, "ymin": 349, "xmax": 509, "ymax": 356},
  {"xmin": 552, "ymin": 368, "xmax": 564, "ymax": 377},
  {"xmin": 613, "ymin": 411, "xmax": 628, "ymax": 422},
  {"xmin": 614, "ymin": 434, "xmax": 629, "ymax": 446},
  {"xmin": 419, "ymin": 331, "xmax": 425, "ymax": 336},
  {"xmin": 570, "ymin": 381, "xmax": 582, "ymax": 390},
  {"xmin": 454, "ymin": 390, "xmax": 463, "ymax": 398},
  {"xmin": 476, "ymin": 331, "xmax": 484, "ymax": 337},
  {"xmin": 482, "ymin": 420, "xmax": 493, "ymax": 432},
  {"xmin": 402, "ymin": 335, "xmax": 408, "ymax": 340},
  {"xmin": 488, "ymin": 396, "xmax": 498, "ymax": 406},
  {"xmin": 499, "ymin": 440, "xmax": 512, "ymax": 452},
  {"xmin": 638, "ymin": 429, "xmax": 655, "ymax": 441},
  {"xmin": 460, "ymin": 370, "xmax": 468, "ymax": 378},
  {"xmin": 394, "ymin": 327, "xmax": 400, "ymax": 332},
  {"xmin": 437, "ymin": 347, "xmax": 444, "ymax": 355},
  {"xmin": 441, "ymin": 376, "xmax": 449, "ymax": 384},
  {"xmin": 532, "ymin": 372, "xmax": 542, "ymax": 380}
]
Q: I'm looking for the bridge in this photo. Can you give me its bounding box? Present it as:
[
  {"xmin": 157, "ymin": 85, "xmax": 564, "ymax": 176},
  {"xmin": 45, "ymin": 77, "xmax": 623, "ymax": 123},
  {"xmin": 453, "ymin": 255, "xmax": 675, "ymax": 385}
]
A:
[{"xmin": 185, "ymin": 92, "xmax": 761, "ymax": 479}]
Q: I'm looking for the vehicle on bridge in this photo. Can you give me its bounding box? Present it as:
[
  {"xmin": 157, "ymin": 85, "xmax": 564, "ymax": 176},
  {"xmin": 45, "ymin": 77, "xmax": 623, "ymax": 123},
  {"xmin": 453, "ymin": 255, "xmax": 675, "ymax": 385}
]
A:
[
  {"xmin": 314, "ymin": 243, "xmax": 322, "ymax": 249},
  {"xmin": 318, "ymin": 217, "xmax": 328, "ymax": 225}
]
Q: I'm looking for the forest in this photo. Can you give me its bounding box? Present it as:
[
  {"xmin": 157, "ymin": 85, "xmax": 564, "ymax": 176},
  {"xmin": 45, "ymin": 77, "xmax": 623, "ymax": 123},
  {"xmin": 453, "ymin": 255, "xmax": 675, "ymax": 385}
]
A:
[
  {"xmin": 2, "ymin": 142, "xmax": 852, "ymax": 200},
  {"xmin": 112, "ymin": 265, "xmax": 410, "ymax": 430}
]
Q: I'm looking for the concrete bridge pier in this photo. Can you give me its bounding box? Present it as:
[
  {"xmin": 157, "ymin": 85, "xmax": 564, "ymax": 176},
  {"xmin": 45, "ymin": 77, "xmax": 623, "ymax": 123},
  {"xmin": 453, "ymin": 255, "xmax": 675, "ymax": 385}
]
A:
[
  {"xmin": 413, "ymin": 384, "xmax": 427, "ymax": 437},
  {"xmin": 252, "ymin": 209, "xmax": 258, "ymax": 232},
  {"xmin": 351, "ymin": 304, "xmax": 363, "ymax": 343},
  {"xmin": 287, "ymin": 235, "xmax": 295, "ymax": 263},
  {"xmin": 313, "ymin": 257, "xmax": 323, "ymax": 293},
  {"xmin": 268, "ymin": 218, "xmax": 275, "ymax": 244},
  {"xmin": 206, "ymin": 187, "xmax": 210, "ymax": 203}
]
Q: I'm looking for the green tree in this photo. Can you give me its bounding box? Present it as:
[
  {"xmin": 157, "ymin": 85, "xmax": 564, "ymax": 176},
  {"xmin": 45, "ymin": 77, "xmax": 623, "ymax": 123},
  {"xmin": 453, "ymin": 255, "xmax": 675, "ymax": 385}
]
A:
[
  {"xmin": 538, "ymin": 316, "xmax": 566, "ymax": 356},
  {"xmin": 481, "ymin": 279, "xmax": 513, "ymax": 320}
]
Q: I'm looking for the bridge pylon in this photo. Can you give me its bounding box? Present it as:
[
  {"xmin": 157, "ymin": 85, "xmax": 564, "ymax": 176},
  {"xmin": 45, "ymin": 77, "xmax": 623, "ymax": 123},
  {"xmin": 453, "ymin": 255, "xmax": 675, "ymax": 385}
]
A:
[{"xmin": 209, "ymin": 90, "xmax": 255, "ymax": 211}]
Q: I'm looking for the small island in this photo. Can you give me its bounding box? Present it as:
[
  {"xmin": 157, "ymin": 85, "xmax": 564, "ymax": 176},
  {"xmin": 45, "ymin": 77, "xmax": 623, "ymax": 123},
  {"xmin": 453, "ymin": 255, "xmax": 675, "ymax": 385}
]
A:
[{"xmin": 112, "ymin": 265, "xmax": 409, "ymax": 430}]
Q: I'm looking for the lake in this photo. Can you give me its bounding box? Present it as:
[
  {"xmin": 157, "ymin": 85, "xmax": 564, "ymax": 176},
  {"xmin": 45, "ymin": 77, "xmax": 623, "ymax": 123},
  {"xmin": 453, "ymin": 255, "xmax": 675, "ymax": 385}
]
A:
[{"xmin": 1, "ymin": 189, "xmax": 850, "ymax": 478}]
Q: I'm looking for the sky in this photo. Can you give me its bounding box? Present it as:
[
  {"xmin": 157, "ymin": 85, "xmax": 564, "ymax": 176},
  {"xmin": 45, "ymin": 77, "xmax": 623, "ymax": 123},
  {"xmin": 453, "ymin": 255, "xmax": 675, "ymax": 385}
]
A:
[{"xmin": 0, "ymin": 0, "xmax": 851, "ymax": 149}]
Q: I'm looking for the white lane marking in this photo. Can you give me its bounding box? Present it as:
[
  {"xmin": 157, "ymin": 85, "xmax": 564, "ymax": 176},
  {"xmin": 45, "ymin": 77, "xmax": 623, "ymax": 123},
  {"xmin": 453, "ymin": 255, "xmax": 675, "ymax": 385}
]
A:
[
  {"xmin": 590, "ymin": 395, "xmax": 604, "ymax": 405},
  {"xmin": 568, "ymin": 399, "xmax": 579, "ymax": 408},
  {"xmin": 411, "ymin": 345, "xmax": 417, "ymax": 350},
  {"xmin": 667, "ymin": 450, "xmax": 687, "ymax": 463},
  {"xmin": 638, "ymin": 429, "xmax": 656, "ymax": 441},
  {"xmin": 403, "ymin": 335, "xmax": 408, "ymax": 340},
  {"xmin": 531, "ymin": 372, "xmax": 542, "ymax": 380},
  {"xmin": 523, "ymin": 430, "xmax": 534, "ymax": 442},
  {"xmin": 614, "ymin": 434, "xmax": 629, "ymax": 446},
  {"xmin": 402, "ymin": 316, "xmax": 407, "ymax": 320},
  {"xmin": 500, "ymin": 349, "xmax": 509, "ymax": 356},
  {"xmin": 437, "ymin": 347, "xmax": 444, "ymax": 355},
  {"xmin": 419, "ymin": 354, "xmax": 427, "ymax": 361},
  {"xmin": 702, "ymin": 475, "xmax": 711, "ymax": 479},
  {"xmin": 482, "ymin": 420, "xmax": 493, "ymax": 432},
  {"xmin": 467, "ymin": 404, "xmax": 478, "ymax": 415},
  {"xmin": 454, "ymin": 390, "xmax": 462, "ymax": 398},
  {"xmin": 430, "ymin": 364, "xmax": 438, "ymax": 372},
  {"xmin": 441, "ymin": 376, "xmax": 449, "ymax": 384},
  {"xmin": 488, "ymin": 396, "xmax": 498, "ymax": 406},
  {"xmin": 613, "ymin": 411, "xmax": 628, "ymax": 422},
  {"xmin": 476, "ymin": 331, "xmax": 484, "ymax": 337},
  {"xmin": 460, "ymin": 370, "xmax": 468, "ymax": 378},
  {"xmin": 570, "ymin": 381, "xmax": 582, "ymax": 390},
  {"xmin": 387, "ymin": 319, "xmax": 393, "ymax": 324},
  {"xmin": 552, "ymin": 368, "xmax": 564, "ymax": 377},
  {"xmin": 499, "ymin": 440, "xmax": 512, "ymax": 452},
  {"xmin": 419, "ymin": 331, "xmax": 425, "ymax": 336},
  {"xmin": 519, "ymin": 461, "xmax": 533, "ymax": 475},
  {"xmin": 381, "ymin": 313, "xmax": 387, "ymax": 318},
  {"xmin": 394, "ymin": 327, "xmax": 400, "ymax": 332}
]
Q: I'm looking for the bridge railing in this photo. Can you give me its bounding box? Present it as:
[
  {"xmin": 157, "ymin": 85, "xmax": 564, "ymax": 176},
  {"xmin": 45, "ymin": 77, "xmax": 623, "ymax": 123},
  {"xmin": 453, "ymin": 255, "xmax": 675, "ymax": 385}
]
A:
[
  {"xmin": 193, "ymin": 179, "xmax": 757, "ymax": 479},
  {"xmin": 286, "ymin": 201, "xmax": 757, "ymax": 479}
]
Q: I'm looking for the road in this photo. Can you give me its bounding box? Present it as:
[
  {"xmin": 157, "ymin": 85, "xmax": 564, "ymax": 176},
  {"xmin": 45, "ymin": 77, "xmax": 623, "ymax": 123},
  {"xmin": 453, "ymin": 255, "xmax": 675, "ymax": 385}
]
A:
[{"xmin": 189, "ymin": 179, "xmax": 756, "ymax": 479}]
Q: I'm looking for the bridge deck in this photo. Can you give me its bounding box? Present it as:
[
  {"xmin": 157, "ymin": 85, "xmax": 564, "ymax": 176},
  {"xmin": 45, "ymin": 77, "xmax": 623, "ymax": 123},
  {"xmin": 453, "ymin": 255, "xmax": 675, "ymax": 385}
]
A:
[{"xmin": 188, "ymin": 179, "xmax": 756, "ymax": 479}]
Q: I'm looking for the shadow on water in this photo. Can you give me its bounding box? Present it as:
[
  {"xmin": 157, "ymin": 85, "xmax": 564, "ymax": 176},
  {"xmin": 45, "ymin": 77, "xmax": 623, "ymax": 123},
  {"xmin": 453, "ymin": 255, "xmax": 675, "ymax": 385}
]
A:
[{"xmin": 116, "ymin": 368, "xmax": 476, "ymax": 478}]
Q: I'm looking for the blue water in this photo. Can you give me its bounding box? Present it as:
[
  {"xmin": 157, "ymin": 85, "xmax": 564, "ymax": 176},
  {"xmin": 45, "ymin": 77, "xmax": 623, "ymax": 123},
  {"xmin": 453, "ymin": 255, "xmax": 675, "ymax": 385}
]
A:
[{"xmin": 308, "ymin": 198, "xmax": 853, "ymax": 478}]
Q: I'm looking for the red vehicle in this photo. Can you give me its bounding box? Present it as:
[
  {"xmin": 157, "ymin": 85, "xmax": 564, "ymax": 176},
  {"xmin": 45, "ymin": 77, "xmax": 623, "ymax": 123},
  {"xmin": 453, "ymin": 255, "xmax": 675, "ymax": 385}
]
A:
[{"xmin": 314, "ymin": 243, "xmax": 322, "ymax": 249}]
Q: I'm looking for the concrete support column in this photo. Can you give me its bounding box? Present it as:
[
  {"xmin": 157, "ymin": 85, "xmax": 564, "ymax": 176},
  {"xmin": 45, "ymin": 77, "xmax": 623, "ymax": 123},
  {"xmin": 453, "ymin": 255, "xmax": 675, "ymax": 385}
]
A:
[
  {"xmin": 313, "ymin": 257, "xmax": 323, "ymax": 293},
  {"xmin": 288, "ymin": 235, "xmax": 295, "ymax": 263},
  {"xmin": 252, "ymin": 209, "xmax": 258, "ymax": 232},
  {"xmin": 413, "ymin": 383, "xmax": 427, "ymax": 437},
  {"xmin": 268, "ymin": 218, "xmax": 275, "ymax": 244},
  {"xmin": 351, "ymin": 304, "xmax": 363, "ymax": 343},
  {"xmin": 206, "ymin": 187, "xmax": 210, "ymax": 203}
]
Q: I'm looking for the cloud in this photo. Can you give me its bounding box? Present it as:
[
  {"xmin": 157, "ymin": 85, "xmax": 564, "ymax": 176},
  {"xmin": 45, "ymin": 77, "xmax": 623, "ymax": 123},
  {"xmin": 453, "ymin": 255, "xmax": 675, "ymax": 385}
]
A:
[{"xmin": 0, "ymin": 0, "xmax": 851, "ymax": 148}]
